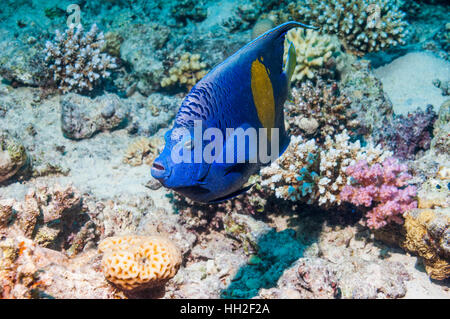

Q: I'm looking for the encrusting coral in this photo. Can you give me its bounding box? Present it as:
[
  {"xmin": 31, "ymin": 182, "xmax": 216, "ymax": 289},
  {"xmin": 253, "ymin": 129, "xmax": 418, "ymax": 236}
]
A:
[
  {"xmin": 340, "ymin": 157, "xmax": 418, "ymax": 229},
  {"xmin": 98, "ymin": 235, "xmax": 182, "ymax": 291},
  {"xmin": 44, "ymin": 23, "xmax": 117, "ymax": 93},
  {"xmin": 160, "ymin": 52, "xmax": 208, "ymax": 91},
  {"xmin": 285, "ymin": 80, "xmax": 359, "ymax": 141},
  {"xmin": 284, "ymin": 29, "xmax": 339, "ymax": 83},
  {"xmin": 123, "ymin": 137, "xmax": 161, "ymax": 167},
  {"xmin": 261, "ymin": 130, "xmax": 392, "ymax": 208},
  {"xmin": 398, "ymin": 168, "xmax": 450, "ymax": 280},
  {"xmin": 296, "ymin": 0, "xmax": 409, "ymax": 55},
  {"xmin": 402, "ymin": 208, "xmax": 449, "ymax": 280}
]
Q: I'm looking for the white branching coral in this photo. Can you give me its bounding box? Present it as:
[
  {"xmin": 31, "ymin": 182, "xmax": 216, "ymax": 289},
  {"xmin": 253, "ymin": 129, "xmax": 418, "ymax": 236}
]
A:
[
  {"xmin": 261, "ymin": 130, "xmax": 392, "ymax": 207},
  {"xmin": 45, "ymin": 24, "xmax": 117, "ymax": 93},
  {"xmin": 317, "ymin": 130, "xmax": 391, "ymax": 206},
  {"xmin": 284, "ymin": 29, "xmax": 338, "ymax": 82},
  {"xmin": 297, "ymin": 0, "xmax": 408, "ymax": 55}
]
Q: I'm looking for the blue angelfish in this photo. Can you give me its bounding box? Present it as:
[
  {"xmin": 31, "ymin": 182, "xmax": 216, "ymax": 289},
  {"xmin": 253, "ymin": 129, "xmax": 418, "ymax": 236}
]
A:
[{"xmin": 151, "ymin": 21, "xmax": 317, "ymax": 203}]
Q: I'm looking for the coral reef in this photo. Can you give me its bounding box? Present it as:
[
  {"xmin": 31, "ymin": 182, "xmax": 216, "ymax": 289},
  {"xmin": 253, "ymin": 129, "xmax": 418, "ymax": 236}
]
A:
[
  {"xmin": 0, "ymin": 0, "xmax": 448, "ymax": 300},
  {"xmin": 45, "ymin": 23, "xmax": 117, "ymax": 93},
  {"xmin": 0, "ymin": 30, "xmax": 50, "ymax": 87},
  {"xmin": 261, "ymin": 130, "xmax": 391, "ymax": 207},
  {"xmin": 285, "ymin": 29, "xmax": 339, "ymax": 83},
  {"xmin": 0, "ymin": 184, "xmax": 94, "ymax": 254},
  {"xmin": 340, "ymin": 157, "xmax": 418, "ymax": 229},
  {"xmin": 285, "ymin": 79, "xmax": 359, "ymax": 141},
  {"xmin": 296, "ymin": 0, "xmax": 409, "ymax": 55},
  {"xmin": 375, "ymin": 105, "xmax": 437, "ymax": 160},
  {"xmin": 160, "ymin": 53, "xmax": 208, "ymax": 91},
  {"xmin": 221, "ymin": 229, "xmax": 304, "ymax": 299},
  {"xmin": 0, "ymin": 236, "xmax": 114, "ymax": 299},
  {"xmin": 258, "ymin": 219, "xmax": 412, "ymax": 299},
  {"xmin": 0, "ymin": 133, "xmax": 27, "ymax": 183},
  {"xmin": 98, "ymin": 235, "xmax": 182, "ymax": 291},
  {"xmin": 172, "ymin": 0, "xmax": 208, "ymax": 25}
]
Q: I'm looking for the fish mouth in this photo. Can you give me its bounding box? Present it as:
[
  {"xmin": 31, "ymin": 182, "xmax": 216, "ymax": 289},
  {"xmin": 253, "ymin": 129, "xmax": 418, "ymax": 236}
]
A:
[{"xmin": 151, "ymin": 160, "xmax": 171, "ymax": 180}]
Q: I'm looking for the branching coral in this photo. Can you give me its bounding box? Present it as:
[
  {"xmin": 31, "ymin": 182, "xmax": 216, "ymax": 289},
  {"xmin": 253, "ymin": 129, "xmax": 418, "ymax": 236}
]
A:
[
  {"xmin": 285, "ymin": 80, "xmax": 359, "ymax": 141},
  {"xmin": 284, "ymin": 29, "xmax": 339, "ymax": 83},
  {"xmin": 261, "ymin": 130, "xmax": 391, "ymax": 207},
  {"xmin": 261, "ymin": 136, "xmax": 320, "ymax": 204},
  {"xmin": 340, "ymin": 157, "xmax": 417, "ymax": 229},
  {"xmin": 374, "ymin": 105, "xmax": 437, "ymax": 160},
  {"xmin": 45, "ymin": 24, "xmax": 117, "ymax": 93},
  {"xmin": 160, "ymin": 53, "xmax": 207, "ymax": 91},
  {"xmin": 98, "ymin": 235, "xmax": 181, "ymax": 291},
  {"xmin": 296, "ymin": 0, "xmax": 409, "ymax": 55}
]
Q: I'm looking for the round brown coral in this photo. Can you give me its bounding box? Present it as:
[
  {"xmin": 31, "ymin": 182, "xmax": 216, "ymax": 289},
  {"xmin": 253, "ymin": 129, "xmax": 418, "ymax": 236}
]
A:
[{"xmin": 98, "ymin": 235, "xmax": 181, "ymax": 291}]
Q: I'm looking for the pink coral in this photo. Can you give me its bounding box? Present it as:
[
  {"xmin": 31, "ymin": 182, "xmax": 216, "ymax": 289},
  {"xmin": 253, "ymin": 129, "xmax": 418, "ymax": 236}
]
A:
[{"xmin": 340, "ymin": 157, "xmax": 417, "ymax": 229}]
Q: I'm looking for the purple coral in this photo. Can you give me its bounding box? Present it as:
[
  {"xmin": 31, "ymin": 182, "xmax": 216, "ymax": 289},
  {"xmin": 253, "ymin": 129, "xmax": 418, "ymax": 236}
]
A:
[
  {"xmin": 340, "ymin": 157, "xmax": 417, "ymax": 229},
  {"xmin": 375, "ymin": 105, "xmax": 437, "ymax": 160}
]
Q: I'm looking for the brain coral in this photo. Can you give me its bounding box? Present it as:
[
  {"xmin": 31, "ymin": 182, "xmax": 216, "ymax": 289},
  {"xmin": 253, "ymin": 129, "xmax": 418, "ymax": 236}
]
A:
[
  {"xmin": 285, "ymin": 29, "xmax": 339, "ymax": 82},
  {"xmin": 296, "ymin": 0, "xmax": 408, "ymax": 55},
  {"xmin": 98, "ymin": 235, "xmax": 181, "ymax": 291}
]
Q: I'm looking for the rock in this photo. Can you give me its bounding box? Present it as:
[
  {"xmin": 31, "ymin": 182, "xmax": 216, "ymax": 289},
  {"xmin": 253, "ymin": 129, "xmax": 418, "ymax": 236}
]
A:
[
  {"xmin": 374, "ymin": 52, "xmax": 450, "ymax": 115},
  {"xmin": 61, "ymin": 93, "xmax": 129, "ymax": 140},
  {"xmin": 0, "ymin": 30, "xmax": 50, "ymax": 87},
  {"xmin": 339, "ymin": 58, "xmax": 393, "ymax": 133},
  {"xmin": 0, "ymin": 133, "xmax": 27, "ymax": 183},
  {"xmin": 120, "ymin": 24, "xmax": 170, "ymax": 95},
  {"xmin": 128, "ymin": 93, "xmax": 179, "ymax": 137}
]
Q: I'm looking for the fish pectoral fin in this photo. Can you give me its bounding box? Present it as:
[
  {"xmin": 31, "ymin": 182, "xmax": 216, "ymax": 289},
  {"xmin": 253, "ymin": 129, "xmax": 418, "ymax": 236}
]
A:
[
  {"xmin": 224, "ymin": 162, "xmax": 248, "ymax": 175},
  {"xmin": 208, "ymin": 184, "xmax": 254, "ymax": 204},
  {"xmin": 284, "ymin": 40, "xmax": 297, "ymax": 83}
]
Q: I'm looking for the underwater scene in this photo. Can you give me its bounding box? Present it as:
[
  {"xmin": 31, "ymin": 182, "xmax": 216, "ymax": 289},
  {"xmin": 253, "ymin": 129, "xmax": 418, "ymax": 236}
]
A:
[{"xmin": 0, "ymin": 0, "xmax": 449, "ymax": 300}]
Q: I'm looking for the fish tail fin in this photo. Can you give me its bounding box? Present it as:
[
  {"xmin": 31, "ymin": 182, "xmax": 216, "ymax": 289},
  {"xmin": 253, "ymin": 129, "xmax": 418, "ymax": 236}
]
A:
[{"xmin": 285, "ymin": 40, "xmax": 296, "ymax": 83}]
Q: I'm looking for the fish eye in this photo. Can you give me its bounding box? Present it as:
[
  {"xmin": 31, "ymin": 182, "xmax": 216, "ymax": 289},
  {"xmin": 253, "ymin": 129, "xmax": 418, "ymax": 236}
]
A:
[{"xmin": 184, "ymin": 139, "xmax": 194, "ymax": 150}]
